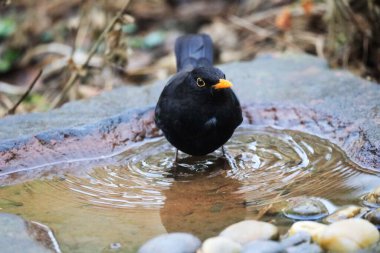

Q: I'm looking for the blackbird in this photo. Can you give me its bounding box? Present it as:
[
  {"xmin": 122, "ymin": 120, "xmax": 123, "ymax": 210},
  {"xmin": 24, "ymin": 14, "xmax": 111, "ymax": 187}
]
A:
[{"xmin": 154, "ymin": 34, "xmax": 242, "ymax": 158}]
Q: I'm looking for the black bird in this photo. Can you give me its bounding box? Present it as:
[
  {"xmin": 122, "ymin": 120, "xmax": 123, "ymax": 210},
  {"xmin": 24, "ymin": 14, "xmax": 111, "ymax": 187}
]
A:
[{"xmin": 154, "ymin": 34, "xmax": 242, "ymax": 159}]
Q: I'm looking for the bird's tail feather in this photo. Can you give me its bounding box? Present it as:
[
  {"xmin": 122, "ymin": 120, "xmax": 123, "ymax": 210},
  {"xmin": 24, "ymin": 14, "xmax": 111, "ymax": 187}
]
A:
[{"xmin": 175, "ymin": 34, "xmax": 213, "ymax": 72}]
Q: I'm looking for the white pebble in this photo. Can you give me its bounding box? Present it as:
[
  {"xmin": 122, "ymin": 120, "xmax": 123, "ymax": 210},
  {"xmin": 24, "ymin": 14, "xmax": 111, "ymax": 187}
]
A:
[
  {"xmin": 288, "ymin": 221, "xmax": 327, "ymax": 243},
  {"xmin": 324, "ymin": 205, "xmax": 369, "ymax": 224},
  {"xmin": 220, "ymin": 220, "xmax": 278, "ymax": 245},
  {"xmin": 319, "ymin": 218, "xmax": 379, "ymax": 252},
  {"xmin": 200, "ymin": 237, "xmax": 241, "ymax": 253}
]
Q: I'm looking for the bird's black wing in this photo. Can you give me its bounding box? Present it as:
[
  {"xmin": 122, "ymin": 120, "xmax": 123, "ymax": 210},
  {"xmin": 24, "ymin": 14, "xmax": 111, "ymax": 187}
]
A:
[
  {"xmin": 154, "ymin": 71, "xmax": 190, "ymax": 132},
  {"xmin": 175, "ymin": 34, "xmax": 213, "ymax": 72}
]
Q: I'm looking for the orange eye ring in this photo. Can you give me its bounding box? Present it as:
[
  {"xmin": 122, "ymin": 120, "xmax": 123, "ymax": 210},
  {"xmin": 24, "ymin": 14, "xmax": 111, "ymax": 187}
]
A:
[{"xmin": 196, "ymin": 77, "xmax": 206, "ymax": 87}]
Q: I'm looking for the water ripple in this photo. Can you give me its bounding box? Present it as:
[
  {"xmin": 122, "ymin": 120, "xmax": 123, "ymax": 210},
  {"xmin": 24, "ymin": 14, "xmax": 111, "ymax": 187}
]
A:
[{"xmin": 35, "ymin": 126, "xmax": 376, "ymax": 210}]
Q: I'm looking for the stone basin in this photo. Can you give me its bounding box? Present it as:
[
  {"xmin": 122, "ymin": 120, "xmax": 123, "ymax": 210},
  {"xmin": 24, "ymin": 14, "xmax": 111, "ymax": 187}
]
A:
[
  {"xmin": 0, "ymin": 53, "xmax": 379, "ymax": 252},
  {"xmin": 0, "ymin": 53, "xmax": 379, "ymax": 173}
]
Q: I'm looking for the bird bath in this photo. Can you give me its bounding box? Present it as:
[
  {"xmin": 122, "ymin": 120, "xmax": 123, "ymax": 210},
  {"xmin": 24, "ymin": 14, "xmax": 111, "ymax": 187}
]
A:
[
  {"xmin": 1, "ymin": 54, "xmax": 379, "ymax": 252},
  {"xmin": 1, "ymin": 126, "xmax": 379, "ymax": 252}
]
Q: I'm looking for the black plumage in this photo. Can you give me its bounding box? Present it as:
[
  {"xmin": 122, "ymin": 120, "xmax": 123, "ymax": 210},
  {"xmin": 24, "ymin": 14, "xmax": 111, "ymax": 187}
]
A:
[{"xmin": 155, "ymin": 34, "xmax": 243, "ymax": 156}]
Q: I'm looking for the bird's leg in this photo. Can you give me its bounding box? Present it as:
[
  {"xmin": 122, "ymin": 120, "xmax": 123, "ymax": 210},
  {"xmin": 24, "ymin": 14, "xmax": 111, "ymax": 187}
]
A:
[
  {"xmin": 221, "ymin": 146, "xmax": 226, "ymax": 156},
  {"xmin": 174, "ymin": 149, "xmax": 179, "ymax": 163}
]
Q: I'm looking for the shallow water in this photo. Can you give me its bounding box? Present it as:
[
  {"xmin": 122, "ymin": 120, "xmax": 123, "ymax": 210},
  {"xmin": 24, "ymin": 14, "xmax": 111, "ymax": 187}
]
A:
[{"xmin": 0, "ymin": 126, "xmax": 379, "ymax": 252}]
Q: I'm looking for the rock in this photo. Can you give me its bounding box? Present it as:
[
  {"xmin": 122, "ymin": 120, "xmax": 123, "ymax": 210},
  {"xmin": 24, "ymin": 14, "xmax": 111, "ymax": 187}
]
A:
[
  {"xmin": 280, "ymin": 231, "xmax": 322, "ymax": 253},
  {"xmin": 324, "ymin": 205, "xmax": 369, "ymax": 224},
  {"xmin": 288, "ymin": 221, "xmax": 327, "ymax": 243},
  {"xmin": 199, "ymin": 237, "xmax": 241, "ymax": 253},
  {"xmin": 286, "ymin": 243, "xmax": 322, "ymax": 253},
  {"xmin": 319, "ymin": 218, "xmax": 379, "ymax": 252},
  {"xmin": 0, "ymin": 213, "xmax": 61, "ymax": 253},
  {"xmin": 365, "ymin": 208, "xmax": 380, "ymax": 228},
  {"xmin": 242, "ymin": 240, "xmax": 286, "ymax": 253},
  {"xmin": 219, "ymin": 220, "xmax": 278, "ymax": 245},
  {"xmin": 362, "ymin": 186, "xmax": 380, "ymax": 208},
  {"xmin": 138, "ymin": 233, "xmax": 201, "ymax": 253},
  {"xmin": 283, "ymin": 197, "xmax": 329, "ymax": 221},
  {"xmin": 280, "ymin": 232, "xmax": 311, "ymax": 248}
]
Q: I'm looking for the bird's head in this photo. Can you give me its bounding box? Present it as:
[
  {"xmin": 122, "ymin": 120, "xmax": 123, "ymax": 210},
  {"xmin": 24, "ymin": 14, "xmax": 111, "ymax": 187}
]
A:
[{"xmin": 190, "ymin": 66, "xmax": 233, "ymax": 91}]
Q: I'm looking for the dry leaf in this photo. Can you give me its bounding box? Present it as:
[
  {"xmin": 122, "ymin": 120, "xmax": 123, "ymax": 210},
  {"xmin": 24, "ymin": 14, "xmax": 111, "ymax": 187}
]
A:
[
  {"xmin": 301, "ymin": 0, "xmax": 313, "ymax": 16},
  {"xmin": 275, "ymin": 8, "xmax": 292, "ymax": 31},
  {"xmin": 120, "ymin": 14, "xmax": 135, "ymax": 24},
  {"xmin": 106, "ymin": 29, "xmax": 122, "ymax": 55}
]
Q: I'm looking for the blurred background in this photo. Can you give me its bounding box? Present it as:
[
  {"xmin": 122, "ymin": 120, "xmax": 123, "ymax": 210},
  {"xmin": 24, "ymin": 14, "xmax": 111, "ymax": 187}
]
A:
[{"xmin": 0, "ymin": 0, "xmax": 379, "ymax": 116}]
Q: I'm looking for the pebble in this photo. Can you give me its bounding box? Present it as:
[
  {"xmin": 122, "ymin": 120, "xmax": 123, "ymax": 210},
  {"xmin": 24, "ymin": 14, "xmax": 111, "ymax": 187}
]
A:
[
  {"xmin": 288, "ymin": 221, "xmax": 327, "ymax": 243},
  {"xmin": 242, "ymin": 240, "xmax": 286, "ymax": 253},
  {"xmin": 0, "ymin": 213, "xmax": 61, "ymax": 253},
  {"xmin": 280, "ymin": 232, "xmax": 311, "ymax": 248},
  {"xmin": 219, "ymin": 220, "xmax": 278, "ymax": 245},
  {"xmin": 286, "ymin": 242, "xmax": 322, "ymax": 253},
  {"xmin": 138, "ymin": 233, "xmax": 201, "ymax": 253},
  {"xmin": 283, "ymin": 197, "xmax": 329, "ymax": 221},
  {"xmin": 365, "ymin": 208, "xmax": 380, "ymax": 228},
  {"xmin": 324, "ymin": 205, "xmax": 369, "ymax": 224},
  {"xmin": 319, "ymin": 218, "xmax": 380, "ymax": 252},
  {"xmin": 199, "ymin": 237, "xmax": 241, "ymax": 253},
  {"xmin": 362, "ymin": 186, "xmax": 380, "ymax": 208}
]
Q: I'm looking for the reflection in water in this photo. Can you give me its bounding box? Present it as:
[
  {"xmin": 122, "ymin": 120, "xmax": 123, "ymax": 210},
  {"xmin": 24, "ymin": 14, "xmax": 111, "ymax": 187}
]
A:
[
  {"xmin": 0, "ymin": 126, "xmax": 380, "ymax": 252},
  {"xmin": 25, "ymin": 126, "xmax": 375, "ymax": 211},
  {"xmin": 160, "ymin": 157, "xmax": 246, "ymax": 239}
]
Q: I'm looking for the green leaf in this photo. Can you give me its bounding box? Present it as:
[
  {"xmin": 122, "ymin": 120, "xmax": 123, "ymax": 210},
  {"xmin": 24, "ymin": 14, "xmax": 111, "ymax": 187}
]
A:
[
  {"xmin": 122, "ymin": 23, "xmax": 137, "ymax": 34},
  {"xmin": 0, "ymin": 18, "xmax": 16, "ymax": 38},
  {"xmin": 0, "ymin": 48, "xmax": 21, "ymax": 73},
  {"xmin": 129, "ymin": 36, "xmax": 145, "ymax": 48},
  {"xmin": 143, "ymin": 31, "xmax": 165, "ymax": 49},
  {"xmin": 25, "ymin": 93, "xmax": 49, "ymax": 111},
  {"xmin": 0, "ymin": 59, "xmax": 11, "ymax": 72},
  {"xmin": 40, "ymin": 31, "xmax": 54, "ymax": 43}
]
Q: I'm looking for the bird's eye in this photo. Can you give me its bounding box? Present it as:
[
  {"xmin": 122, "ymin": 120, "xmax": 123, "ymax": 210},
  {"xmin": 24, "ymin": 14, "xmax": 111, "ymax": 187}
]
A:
[{"xmin": 196, "ymin": 77, "xmax": 206, "ymax": 87}]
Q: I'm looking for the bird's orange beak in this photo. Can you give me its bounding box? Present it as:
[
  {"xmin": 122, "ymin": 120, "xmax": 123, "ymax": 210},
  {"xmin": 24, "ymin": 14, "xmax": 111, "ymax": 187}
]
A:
[{"xmin": 213, "ymin": 79, "xmax": 233, "ymax": 89}]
